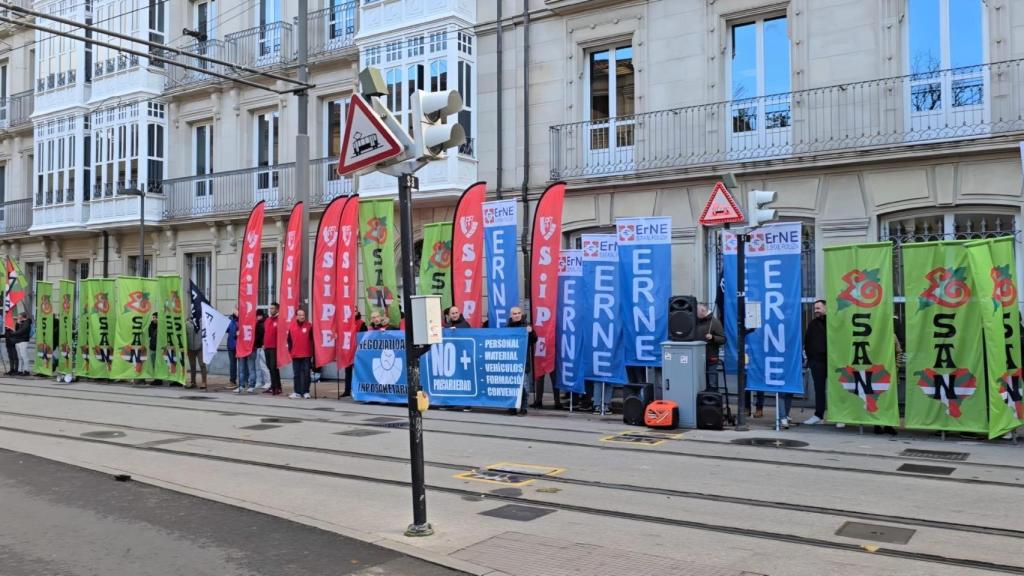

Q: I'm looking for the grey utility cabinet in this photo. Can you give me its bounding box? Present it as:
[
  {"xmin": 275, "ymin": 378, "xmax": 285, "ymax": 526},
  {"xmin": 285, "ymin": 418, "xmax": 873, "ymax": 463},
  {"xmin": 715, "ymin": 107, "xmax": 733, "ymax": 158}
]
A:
[{"xmin": 660, "ymin": 341, "xmax": 706, "ymax": 429}]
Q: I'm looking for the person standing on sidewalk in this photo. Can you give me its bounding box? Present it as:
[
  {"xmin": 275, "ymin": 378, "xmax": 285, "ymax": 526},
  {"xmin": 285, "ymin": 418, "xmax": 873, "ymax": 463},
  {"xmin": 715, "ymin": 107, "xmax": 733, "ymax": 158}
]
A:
[
  {"xmin": 13, "ymin": 313, "xmax": 32, "ymax": 376},
  {"xmin": 4, "ymin": 325, "xmax": 18, "ymax": 375},
  {"xmin": 507, "ymin": 306, "xmax": 538, "ymax": 415},
  {"xmin": 254, "ymin": 309, "xmax": 270, "ymax": 390},
  {"xmin": 185, "ymin": 319, "xmax": 207, "ymax": 389},
  {"xmin": 263, "ymin": 303, "xmax": 282, "ymax": 396},
  {"xmin": 287, "ymin": 308, "xmax": 314, "ymax": 399},
  {"xmin": 342, "ymin": 311, "xmax": 366, "ymax": 397},
  {"xmin": 803, "ymin": 299, "xmax": 828, "ymax": 425},
  {"xmin": 148, "ymin": 313, "xmax": 163, "ymax": 386},
  {"xmin": 226, "ymin": 309, "xmax": 238, "ymax": 388},
  {"xmin": 695, "ymin": 304, "xmax": 725, "ymax": 390}
]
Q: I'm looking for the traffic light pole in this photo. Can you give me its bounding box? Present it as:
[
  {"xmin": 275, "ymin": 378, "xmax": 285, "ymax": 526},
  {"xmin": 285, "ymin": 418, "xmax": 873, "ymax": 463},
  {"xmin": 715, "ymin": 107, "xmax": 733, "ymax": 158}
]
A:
[
  {"xmin": 398, "ymin": 172, "xmax": 433, "ymax": 537},
  {"xmin": 735, "ymin": 232, "xmax": 749, "ymax": 431}
]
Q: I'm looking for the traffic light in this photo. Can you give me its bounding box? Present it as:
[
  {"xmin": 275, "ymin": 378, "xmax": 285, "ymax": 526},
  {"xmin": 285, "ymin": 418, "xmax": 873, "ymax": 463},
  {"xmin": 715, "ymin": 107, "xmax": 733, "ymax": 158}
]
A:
[
  {"xmin": 747, "ymin": 190, "xmax": 777, "ymax": 227},
  {"xmin": 410, "ymin": 89, "xmax": 466, "ymax": 161}
]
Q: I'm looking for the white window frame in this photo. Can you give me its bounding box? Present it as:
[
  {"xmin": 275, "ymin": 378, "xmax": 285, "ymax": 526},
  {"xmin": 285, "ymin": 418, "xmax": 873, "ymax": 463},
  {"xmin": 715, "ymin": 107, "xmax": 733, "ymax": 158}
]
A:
[
  {"xmin": 905, "ymin": 0, "xmax": 990, "ymax": 136},
  {"xmin": 187, "ymin": 253, "xmax": 212, "ymax": 300},
  {"xmin": 194, "ymin": 0, "xmax": 216, "ymax": 39},
  {"xmin": 583, "ymin": 44, "xmax": 635, "ymax": 173},
  {"xmin": 726, "ymin": 15, "xmax": 791, "ymax": 156},
  {"xmin": 253, "ymin": 110, "xmax": 280, "ymax": 207},
  {"xmin": 192, "ymin": 122, "xmax": 213, "ymax": 211}
]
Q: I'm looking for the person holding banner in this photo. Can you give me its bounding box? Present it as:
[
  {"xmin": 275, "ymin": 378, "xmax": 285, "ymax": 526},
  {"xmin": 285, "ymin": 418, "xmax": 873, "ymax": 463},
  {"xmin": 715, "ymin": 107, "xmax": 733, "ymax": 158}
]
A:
[
  {"xmin": 342, "ymin": 311, "xmax": 366, "ymax": 398},
  {"xmin": 287, "ymin": 308, "xmax": 314, "ymax": 399},
  {"xmin": 445, "ymin": 306, "xmax": 471, "ymax": 329},
  {"xmin": 507, "ymin": 306, "xmax": 537, "ymax": 415}
]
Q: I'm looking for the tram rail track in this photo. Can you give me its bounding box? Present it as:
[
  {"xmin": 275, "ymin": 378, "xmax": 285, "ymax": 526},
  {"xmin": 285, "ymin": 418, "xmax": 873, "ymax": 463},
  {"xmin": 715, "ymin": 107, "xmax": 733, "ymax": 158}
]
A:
[{"xmin": 0, "ymin": 417, "xmax": 1021, "ymax": 575}]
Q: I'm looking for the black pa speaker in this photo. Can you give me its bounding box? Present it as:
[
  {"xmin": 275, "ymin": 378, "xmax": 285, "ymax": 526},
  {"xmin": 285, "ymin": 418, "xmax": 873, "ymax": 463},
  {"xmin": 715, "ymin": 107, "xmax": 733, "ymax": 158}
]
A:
[
  {"xmin": 668, "ymin": 295, "xmax": 698, "ymax": 341},
  {"xmin": 622, "ymin": 383, "xmax": 655, "ymax": 426},
  {"xmin": 696, "ymin": 391, "xmax": 724, "ymax": 430}
]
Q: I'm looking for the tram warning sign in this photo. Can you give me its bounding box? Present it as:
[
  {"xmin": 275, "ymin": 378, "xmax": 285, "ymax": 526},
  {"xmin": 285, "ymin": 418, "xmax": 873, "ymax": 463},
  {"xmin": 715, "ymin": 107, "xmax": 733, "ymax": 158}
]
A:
[
  {"xmin": 699, "ymin": 181, "xmax": 745, "ymax": 226},
  {"xmin": 337, "ymin": 94, "xmax": 403, "ymax": 176}
]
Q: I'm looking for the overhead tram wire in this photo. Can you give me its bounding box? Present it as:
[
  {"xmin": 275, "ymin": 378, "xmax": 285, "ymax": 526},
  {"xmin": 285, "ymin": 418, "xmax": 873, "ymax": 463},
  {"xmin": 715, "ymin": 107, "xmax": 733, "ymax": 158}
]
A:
[{"xmin": 0, "ymin": 1, "xmax": 311, "ymax": 92}]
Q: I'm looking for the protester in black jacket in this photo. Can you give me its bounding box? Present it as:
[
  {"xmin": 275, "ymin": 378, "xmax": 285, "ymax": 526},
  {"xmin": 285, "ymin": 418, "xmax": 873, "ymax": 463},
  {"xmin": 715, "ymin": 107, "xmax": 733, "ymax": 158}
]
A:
[
  {"xmin": 4, "ymin": 326, "xmax": 17, "ymax": 375},
  {"xmin": 148, "ymin": 313, "xmax": 162, "ymax": 385},
  {"xmin": 341, "ymin": 311, "xmax": 367, "ymax": 398},
  {"xmin": 445, "ymin": 306, "xmax": 471, "ymax": 329},
  {"xmin": 13, "ymin": 314, "xmax": 31, "ymax": 376},
  {"xmin": 803, "ymin": 300, "xmax": 828, "ymax": 424},
  {"xmin": 509, "ymin": 306, "xmax": 553, "ymax": 415}
]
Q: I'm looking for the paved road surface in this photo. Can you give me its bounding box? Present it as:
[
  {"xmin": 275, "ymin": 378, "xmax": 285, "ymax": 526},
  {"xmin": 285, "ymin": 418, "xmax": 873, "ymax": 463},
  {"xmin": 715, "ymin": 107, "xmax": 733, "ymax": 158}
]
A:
[{"xmin": 0, "ymin": 448, "xmax": 464, "ymax": 576}]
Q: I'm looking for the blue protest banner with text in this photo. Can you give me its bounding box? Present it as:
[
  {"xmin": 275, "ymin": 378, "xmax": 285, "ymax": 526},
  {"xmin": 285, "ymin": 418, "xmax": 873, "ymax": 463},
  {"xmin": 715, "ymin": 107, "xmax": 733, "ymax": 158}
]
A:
[
  {"xmin": 352, "ymin": 330, "xmax": 408, "ymax": 404},
  {"xmin": 557, "ymin": 250, "xmax": 586, "ymax": 393},
  {"xmin": 483, "ymin": 200, "xmax": 519, "ymax": 328},
  {"xmin": 580, "ymin": 234, "xmax": 627, "ymax": 385},
  {"xmin": 723, "ymin": 223, "xmax": 804, "ymax": 393},
  {"xmin": 420, "ymin": 328, "xmax": 528, "ymax": 408},
  {"xmin": 616, "ymin": 217, "xmax": 671, "ymax": 366}
]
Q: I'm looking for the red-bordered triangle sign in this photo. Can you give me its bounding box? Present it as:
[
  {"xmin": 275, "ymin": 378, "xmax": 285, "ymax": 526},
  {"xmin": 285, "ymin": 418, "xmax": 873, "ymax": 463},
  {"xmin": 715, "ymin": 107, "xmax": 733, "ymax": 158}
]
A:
[
  {"xmin": 336, "ymin": 94, "xmax": 403, "ymax": 176},
  {"xmin": 699, "ymin": 182, "xmax": 745, "ymax": 225}
]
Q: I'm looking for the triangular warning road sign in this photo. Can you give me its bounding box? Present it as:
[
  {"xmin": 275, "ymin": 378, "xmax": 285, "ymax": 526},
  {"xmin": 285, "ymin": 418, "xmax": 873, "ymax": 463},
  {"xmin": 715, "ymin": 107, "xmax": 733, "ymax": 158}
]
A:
[
  {"xmin": 337, "ymin": 94, "xmax": 404, "ymax": 177},
  {"xmin": 699, "ymin": 182, "xmax": 745, "ymax": 226}
]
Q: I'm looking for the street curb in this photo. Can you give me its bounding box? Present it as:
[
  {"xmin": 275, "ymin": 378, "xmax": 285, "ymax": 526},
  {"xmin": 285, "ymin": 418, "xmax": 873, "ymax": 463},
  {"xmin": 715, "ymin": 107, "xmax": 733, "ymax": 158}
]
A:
[{"xmin": 0, "ymin": 443, "xmax": 503, "ymax": 576}]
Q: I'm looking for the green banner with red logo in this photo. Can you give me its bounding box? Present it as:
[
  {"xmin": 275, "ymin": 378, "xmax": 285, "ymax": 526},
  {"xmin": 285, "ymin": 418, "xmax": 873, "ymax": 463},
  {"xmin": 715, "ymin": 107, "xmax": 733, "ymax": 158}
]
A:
[
  {"xmin": 989, "ymin": 236, "xmax": 1024, "ymax": 428},
  {"xmin": 32, "ymin": 281, "xmax": 54, "ymax": 376},
  {"xmin": 823, "ymin": 243, "xmax": 899, "ymax": 426},
  {"xmin": 966, "ymin": 238, "xmax": 1022, "ymax": 439},
  {"xmin": 85, "ymin": 279, "xmax": 116, "ymax": 379},
  {"xmin": 417, "ymin": 222, "xmax": 453, "ymax": 310},
  {"xmin": 75, "ymin": 280, "xmax": 92, "ymax": 378},
  {"xmin": 359, "ymin": 198, "xmax": 399, "ymax": 326},
  {"xmin": 58, "ymin": 279, "xmax": 75, "ymax": 375},
  {"xmin": 110, "ymin": 277, "xmax": 159, "ymax": 380},
  {"xmin": 903, "ymin": 241, "xmax": 988, "ymax": 433},
  {"xmin": 156, "ymin": 275, "xmax": 187, "ymax": 384}
]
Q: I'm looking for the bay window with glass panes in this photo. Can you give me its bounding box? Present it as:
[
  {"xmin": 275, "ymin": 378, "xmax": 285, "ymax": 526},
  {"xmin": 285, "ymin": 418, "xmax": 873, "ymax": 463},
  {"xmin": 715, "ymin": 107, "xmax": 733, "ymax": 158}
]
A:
[
  {"xmin": 34, "ymin": 116, "xmax": 82, "ymax": 207},
  {"xmin": 90, "ymin": 101, "xmax": 166, "ymax": 199}
]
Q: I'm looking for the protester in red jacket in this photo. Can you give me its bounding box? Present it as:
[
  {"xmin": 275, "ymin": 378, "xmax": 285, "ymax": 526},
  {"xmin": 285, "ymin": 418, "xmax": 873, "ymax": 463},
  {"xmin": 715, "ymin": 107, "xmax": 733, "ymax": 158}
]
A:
[
  {"xmin": 287, "ymin": 308, "xmax": 314, "ymax": 399},
  {"xmin": 263, "ymin": 303, "xmax": 282, "ymax": 395}
]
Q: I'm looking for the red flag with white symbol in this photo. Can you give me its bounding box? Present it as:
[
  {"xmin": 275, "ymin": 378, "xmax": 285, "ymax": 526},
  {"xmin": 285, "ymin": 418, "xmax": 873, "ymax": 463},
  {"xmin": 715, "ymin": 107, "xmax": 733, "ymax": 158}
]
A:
[
  {"xmin": 451, "ymin": 182, "xmax": 487, "ymax": 327},
  {"xmin": 336, "ymin": 195, "xmax": 361, "ymax": 368},
  {"xmin": 277, "ymin": 202, "xmax": 304, "ymax": 366},
  {"xmin": 312, "ymin": 195, "xmax": 347, "ymax": 367},
  {"xmin": 235, "ymin": 201, "xmax": 265, "ymax": 359},
  {"xmin": 530, "ymin": 182, "xmax": 566, "ymax": 378}
]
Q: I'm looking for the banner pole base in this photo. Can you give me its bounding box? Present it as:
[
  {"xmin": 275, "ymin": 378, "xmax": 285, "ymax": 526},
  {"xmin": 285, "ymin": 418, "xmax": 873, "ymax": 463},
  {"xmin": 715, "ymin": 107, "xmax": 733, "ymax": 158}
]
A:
[{"xmin": 404, "ymin": 523, "xmax": 434, "ymax": 538}]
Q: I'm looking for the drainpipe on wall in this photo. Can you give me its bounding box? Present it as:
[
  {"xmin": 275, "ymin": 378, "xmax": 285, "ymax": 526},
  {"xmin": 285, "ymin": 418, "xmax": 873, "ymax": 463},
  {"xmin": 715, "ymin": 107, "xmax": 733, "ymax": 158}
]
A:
[
  {"xmin": 520, "ymin": 2, "xmax": 531, "ymax": 284},
  {"xmin": 496, "ymin": 0, "xmax": 503, "ymax": 200},
  {"xmin": 102, "ymin": 231, "xmax": 109, "ymax": 278}
]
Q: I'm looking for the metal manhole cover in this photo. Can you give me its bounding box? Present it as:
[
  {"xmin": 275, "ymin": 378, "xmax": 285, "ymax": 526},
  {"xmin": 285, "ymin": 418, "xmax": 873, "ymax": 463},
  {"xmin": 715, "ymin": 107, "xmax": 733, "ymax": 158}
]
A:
[
  {"xmin": 602, "ymin": 434, "xmax": 665, "ymax": 445},
  {"xmin": 731, "ymin": 438, "xmax": 809, "ymax": 448},
  {"xmin": 260, "ymin": 417, "xmax": 301, "ymax": 424},
  {"xmin": 383, "ymin": 421, "xmax": 409, "ymax": 428},
  {"xmin": 363, "ymin": 416, "xmax": 406, "ymax": 424},
  {"xmin": 334, "ymin": 429, "xmax": 387, "ymax": 437},
  {"xmin": 900, "ymin": 448, "xmax": 969, "ymax": 462},
  {"xmin": 835, "ymin": 521, "xmax": 915, "ymax": 544},
  {"xmin": 455, "ymin": 469, "xmax": 533, "ymax": 486},
  {"xmin": 897, "ymin": 463, "xmax": 955, "ymax": 476},
  {"xmin": 479, "ymin": 504, "xmax": 556, "ymax": 522},
  {"xmin": 81, "ymin": 430, "xmax": 126, "ymax": 439},
  {"xmin": 240, "ymin": 424, "xmax": 281, "ymax": 431},
  {"xmin": 180, "ymin": 395, "xmax": 215, "ymax": 400}
]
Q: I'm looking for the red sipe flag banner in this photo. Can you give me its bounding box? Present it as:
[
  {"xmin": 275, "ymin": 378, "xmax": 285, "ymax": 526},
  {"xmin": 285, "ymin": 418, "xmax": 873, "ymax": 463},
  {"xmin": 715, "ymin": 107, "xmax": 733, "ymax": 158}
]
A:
[
  {"xmin": 312, "ymin": 195, "xmax": 348, "ymax": 367},
  {"xmin": 336, "ymin": 195, "xmax": 361, "ymax": 368},
  {"xmin": 451, "ymin": 182, "xmax": 487, "ymax": 327},
  {"xmin": 277, "ymin": 202, "xmax": 304, "ymax": 366},
  {"xmin": 530, "ymin": 182, "xmax": 566, "ymax": 378},
  {"xmin": 235, "ymin": 201, "xmax": 266, "ymax": 359}
]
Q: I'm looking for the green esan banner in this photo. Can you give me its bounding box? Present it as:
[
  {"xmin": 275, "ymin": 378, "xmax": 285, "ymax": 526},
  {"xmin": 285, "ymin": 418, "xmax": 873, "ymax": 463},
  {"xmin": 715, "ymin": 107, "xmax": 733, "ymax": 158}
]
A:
[
  {"xmin": 359, "ymin": 198, "xmax": 399, "ymax": 326},
  {"xmin": 824, "ymin": 242, "xmax": 898, "ymax": 426},
  {"xmin": 59, "ymin": 279, "xmax": 75, "ymax": 375},
  {"xmin": 966, "ymin": 238, "xmax": 1022, "ymax": 439},
  {"xmin": 75, "ymin": 279, "xmax": 93, "ymax": 378},
  {"xmin": 111, "ymin": 277, "xmax": 160, "ymax": 380},
  {"xmin": 417, "ymin": 222, "xmax": 453, "ymax": 310},
  {"xmin": 33, "ymin": 281, "xmax": 54, "ymax": 376},
  {"xmin": 903, "ymin": 241, "xmax": 988, "ymax": 433},
  {"xmin": 156, "ymin": 275, "xmax": 187, "ymax": 384},
  {"xmin": 86, "ymin": 279, "xmax": 116, "ymax": 379},
  {"xmin": 988, "ymin": 236, "xmax": 1024, "ymax": 427}
]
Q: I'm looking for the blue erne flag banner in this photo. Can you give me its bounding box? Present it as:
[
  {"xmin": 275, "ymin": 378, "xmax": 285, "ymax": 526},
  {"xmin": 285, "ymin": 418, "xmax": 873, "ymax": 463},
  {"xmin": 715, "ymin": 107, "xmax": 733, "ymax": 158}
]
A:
[
  {"xmin": 616, "ymin": 217, "xmax": 672, "ymax": 366},
  {"xmin": 352, "ymin": 330, "xmax": 408, "ymax": 404},
  {"xmin": 722, "ymin": 233, "xmax": 739, "ymax": 374},
  {"xmin": 483, "ymin": 200, "xmax": 520, "ymax": 328},
  {"xmin": 580, "ymin": 234, "xmax": 628, "ymax": 385},
  {"xmin": 420, "ymin": 328, "xmax": 528, "ymax": 409},
  {"xmin": 723, "ymin": 222, "xmax": 804, "ymax": 394},
  {"xmin": 557, "ymin": 250, "xmax": 586, "ymax": 393}
]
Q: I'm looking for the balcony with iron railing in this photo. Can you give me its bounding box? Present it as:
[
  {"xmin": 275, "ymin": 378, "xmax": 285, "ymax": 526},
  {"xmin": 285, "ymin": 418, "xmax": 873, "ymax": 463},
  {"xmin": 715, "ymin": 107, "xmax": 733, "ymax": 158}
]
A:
[
  {"xmin": 164, "ymin": 39, "xmax": 230, "ymax": 90},
  {"xmin": 162, "ymin": 157, "xmax": 354, "ymax": 220},
  {"xmin": 309, "ymin": 1, "xmax": 357, "ymax": 59},
  {"xmin": 224, "ymin": 21, "xmax": 295, "ymax": 70},
  {"xmin": 0, "ymin": 89, "xmax": 33, "ymax": 131},
  {"xmin": 0, "ymin": 198, "xmax": 31, "ymax": 236},
  {"xmin": 550, "ymin": 59, "xmax": 1024, "ymax": 180}
]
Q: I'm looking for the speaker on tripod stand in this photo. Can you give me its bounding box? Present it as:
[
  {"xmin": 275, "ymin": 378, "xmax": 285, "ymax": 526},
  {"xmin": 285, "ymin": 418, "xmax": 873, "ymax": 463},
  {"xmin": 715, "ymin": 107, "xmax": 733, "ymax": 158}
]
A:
[{"xmin": 668, "ymin": 295, "xmax": 698, "ymax": 341}]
